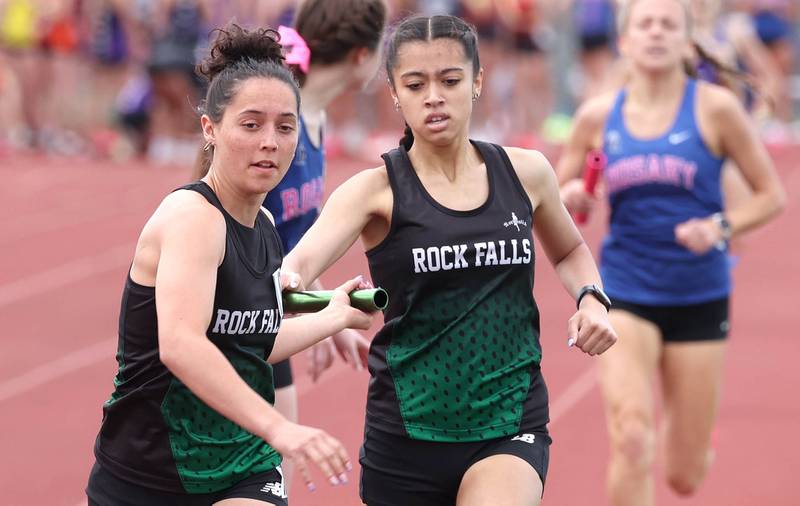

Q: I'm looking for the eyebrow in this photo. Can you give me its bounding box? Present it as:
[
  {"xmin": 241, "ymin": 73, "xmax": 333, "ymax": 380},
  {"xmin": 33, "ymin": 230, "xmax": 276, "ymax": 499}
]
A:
[
  {"xmin": 400, "ymin": 67, "xmax": 465, "ymax": 79},
  {"xmin": 238, "ymin": 110, "xmax": 297, "ymax": 119}
]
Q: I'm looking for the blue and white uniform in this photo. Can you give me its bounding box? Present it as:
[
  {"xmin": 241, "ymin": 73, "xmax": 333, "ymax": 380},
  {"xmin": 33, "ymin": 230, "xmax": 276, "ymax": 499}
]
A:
[
  {"xmin": 600, "ymin": 78, "xmax": 728, "ymax": 306},
  {"xmin": 263, "ymin": 116, "xmax": 325, "ymax": 253}
]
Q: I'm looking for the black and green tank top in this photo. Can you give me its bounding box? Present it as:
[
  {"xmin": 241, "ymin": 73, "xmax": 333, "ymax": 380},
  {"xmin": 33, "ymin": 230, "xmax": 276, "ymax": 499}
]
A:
[
  {"xmin": 366, "ymin": 141, "xmax": 549, "ymax": 442},
  {"xmin": 94, "ymin": 181, "xmax": 284, "ymax": 493}
]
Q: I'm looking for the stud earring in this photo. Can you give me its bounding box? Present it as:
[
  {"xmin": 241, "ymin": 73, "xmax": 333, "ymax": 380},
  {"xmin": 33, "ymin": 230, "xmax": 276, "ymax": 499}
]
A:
[{"xmin": 393, "ymin": 100, "xmax": 400, "ymax": 111}]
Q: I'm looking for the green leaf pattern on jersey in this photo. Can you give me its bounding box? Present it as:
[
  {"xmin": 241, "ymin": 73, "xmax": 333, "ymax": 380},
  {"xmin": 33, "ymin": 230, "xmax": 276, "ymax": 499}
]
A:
[
  {"xmin": 388, "ymin": 273, "xmax": 541, "ymax": 442},
  {"xmin": 160, "ymin": 355, "xmax": 281, "ymax": 493}
]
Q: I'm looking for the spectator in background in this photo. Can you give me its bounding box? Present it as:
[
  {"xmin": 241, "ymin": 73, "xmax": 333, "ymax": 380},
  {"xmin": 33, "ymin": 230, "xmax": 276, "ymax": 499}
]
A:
[{"xmin": 146, "ymin": 0, "xmax": 211, "ymax": 164}]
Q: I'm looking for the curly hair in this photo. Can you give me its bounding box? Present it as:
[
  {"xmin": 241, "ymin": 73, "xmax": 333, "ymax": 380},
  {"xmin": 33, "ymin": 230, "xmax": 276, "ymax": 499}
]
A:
[{"xmin": 192, "ymin": 24, "xmax": 300, "ymax": 178}]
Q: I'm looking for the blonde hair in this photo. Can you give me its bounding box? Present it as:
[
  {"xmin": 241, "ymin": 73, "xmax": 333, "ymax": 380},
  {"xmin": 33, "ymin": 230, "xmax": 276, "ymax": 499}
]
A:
[{"xmin": 616, "ymin": 0, "xmax": 693, "ymax": 36}]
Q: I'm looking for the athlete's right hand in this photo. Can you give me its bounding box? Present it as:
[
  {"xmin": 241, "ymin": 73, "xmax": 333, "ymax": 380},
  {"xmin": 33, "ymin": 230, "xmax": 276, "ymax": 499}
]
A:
[
  {"xmin": 323, "ymin": 275, "xmax": 375, "ymax": 330},
  {"xmin": 560, "ymin": 178, "xmax": 598, "ymax": 218},
  {"xmin": 266, "ymin": 419, "xmax": 352, "ymax": 491}
]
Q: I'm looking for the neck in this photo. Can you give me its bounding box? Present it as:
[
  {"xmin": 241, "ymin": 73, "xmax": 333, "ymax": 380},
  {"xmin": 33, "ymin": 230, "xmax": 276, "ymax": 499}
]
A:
[
  {"xmin": 627, "ymin": 67, "xmax": 687, "ymax": 104},
  {"xmin": 408, "ymin": 135, "xmax": 477, "ymax": 181},
  {"xmin": 300, "ymin": 64, "xmax": 354, "ymax": 119},
  {"xmin": 203, "ymin": 170, "xmax": 264, "ymax": 227}
]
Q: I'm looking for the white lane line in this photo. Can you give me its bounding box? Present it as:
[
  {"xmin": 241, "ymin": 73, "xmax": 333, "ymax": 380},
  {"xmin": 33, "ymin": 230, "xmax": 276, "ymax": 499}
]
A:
[
  {"xmin": 0, "ymin": 339, "xmax": 114, "ymax": 403},
  {"xmin": 549, "ymin": 366, "xmax": 598, "ymax": 425},
  {"xmin": 0, "ymin": 243, "xmax": 133, "ymax": 309}
]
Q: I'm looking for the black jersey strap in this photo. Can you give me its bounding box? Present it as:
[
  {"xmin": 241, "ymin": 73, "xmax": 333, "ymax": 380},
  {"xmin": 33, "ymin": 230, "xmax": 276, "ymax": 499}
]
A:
[{"xmin": 474, "ymin": 141, "xmax": 534, "ymax": 216}]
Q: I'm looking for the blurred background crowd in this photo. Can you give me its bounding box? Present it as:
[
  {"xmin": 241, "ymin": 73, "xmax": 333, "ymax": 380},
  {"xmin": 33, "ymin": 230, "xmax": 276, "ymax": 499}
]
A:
[{"xmin": 0, "ymin": 0, "xmax": 797, "ymax": 164}]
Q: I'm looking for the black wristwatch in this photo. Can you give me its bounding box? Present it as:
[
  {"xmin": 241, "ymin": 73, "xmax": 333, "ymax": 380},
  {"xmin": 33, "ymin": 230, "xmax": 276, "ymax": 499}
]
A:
[{"xmin": 576, "ymin": 285, "xmax": 612, "ymax": 312}]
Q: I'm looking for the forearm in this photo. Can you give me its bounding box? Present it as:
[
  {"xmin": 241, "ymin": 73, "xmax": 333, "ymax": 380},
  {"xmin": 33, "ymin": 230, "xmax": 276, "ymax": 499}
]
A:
[
  {"xmin": 308, "ymin": 278, "xmax": 325, "ymax": 290},
  {"xmin": 269, "ymin": 308, "xmax": 346, "ymax": 363},
  {"xmin": 283, "ymin": 249, "xmax": 331, "ymax": 289},
  {"xmin": 160, "ymin": 333, "xmax": 284, "ymax": 441},
  {"xmin": 727, "ymin": 186, "xmax": 785, "ymax": 237},
  {"xmin": 553, "ymin": 242, "xmax": 603, "ymax": 299}
]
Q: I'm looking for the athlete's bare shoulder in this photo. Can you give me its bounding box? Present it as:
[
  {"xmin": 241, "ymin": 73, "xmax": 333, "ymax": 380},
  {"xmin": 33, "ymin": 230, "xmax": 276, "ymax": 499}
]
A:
[
  {"xmin": 696, "ymin": 79, "xmax": 741, "ymax": 113},
  {"xmin": 325, "ymin": 164, "xmax": 393, "ymax": 220},
  {"xmin": 152, "ymin": 188, "xmax": 224, "ymax": 230},
  {"xmin": 132, "ymin": 188, "xmax": 226, "ymax": 284},
  {"xmin": 498, "ymin": 147, "xmax": 558, "ymax": 209},
  {"xmin": 574, "ymin": 91, "xmax": 619, "ymax": 130}
]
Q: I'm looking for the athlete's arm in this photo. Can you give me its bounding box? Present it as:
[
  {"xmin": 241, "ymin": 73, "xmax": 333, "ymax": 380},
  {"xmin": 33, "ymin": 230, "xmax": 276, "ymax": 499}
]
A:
[
  {"xmin": 677, "ymin": 85, "xmax": 786, "ymax": 254},
  {"xmin": 153, "ymin": 192, "xmax": 286, "ymax": 437},
  {"xmin": 712, "ymin": 87, "xmax": 786, "ymax": 232},
  {"xmin": 261, "ymin": 205, "xmax": 370, "ymax": 374},
  {"xmin": 507, "ymin": 148, "xmax": 617, "ymax": 356},
  {"xmin": 269, "ymin": 276, "xmax": 373, "ymax": 363},
  {"xmin": 153, "ymin": 192, "xmax": 351, "ymax": 489},
  {"xmin": 555, "ymin": 94, "xmax": 614, "ymax": 216},
  {"xmin": 283, "ymin": 167, "xmax": 392, "ymax": 285}
]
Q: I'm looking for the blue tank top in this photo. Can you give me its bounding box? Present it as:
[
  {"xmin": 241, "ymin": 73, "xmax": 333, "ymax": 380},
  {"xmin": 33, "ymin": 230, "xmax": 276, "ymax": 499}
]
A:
[
  {"xmin": 601, "ymin": 79, "xmax": 729, "ymax": 305},
  {"xmin": 263, "ymin": 117, "xmax": 325, "ymax": 252}
]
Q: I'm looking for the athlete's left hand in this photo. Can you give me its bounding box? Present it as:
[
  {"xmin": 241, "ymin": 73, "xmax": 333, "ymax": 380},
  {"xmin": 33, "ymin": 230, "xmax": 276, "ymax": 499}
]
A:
[
  {"xmin": 568, "ymin": 298, "xmax": 617, "ymax": 356},
  {"xmin": 307, "ymin": 330, "xmax": 370, "ymax": 382},
  {"xmin": 331, "ymin": 328, "xmax": 370, "ymax": 372},
  {"xmin": 307, "ymin": 337, "xmax": 336, "ymax": 382},
  {"xmin": 675, "ymin": 217, "xmax": 723, "ymax": 255}
]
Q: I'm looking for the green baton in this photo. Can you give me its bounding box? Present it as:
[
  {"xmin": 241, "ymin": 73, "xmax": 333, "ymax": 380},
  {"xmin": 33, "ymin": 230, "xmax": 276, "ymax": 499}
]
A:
[{"xmin": 282, "ymin": 288, "xmax": 389, "ymax": 313}]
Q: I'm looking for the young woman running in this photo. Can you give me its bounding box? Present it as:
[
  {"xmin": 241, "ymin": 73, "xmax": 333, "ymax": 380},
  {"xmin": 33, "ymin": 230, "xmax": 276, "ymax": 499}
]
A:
[
  {"xmin": 283, "ymin": 14, "xmax": 618, "ymax": 506},
  {"xmin": 557, "ymin": 1, "xmax": 785, "ymax": 504},
  {"xmin": 86, "ymin": 24, "xmax": 374, "ymax": 505},
  {"xmin": 193, "ymin": 1, "xmax": 388, "ymax": 491}
]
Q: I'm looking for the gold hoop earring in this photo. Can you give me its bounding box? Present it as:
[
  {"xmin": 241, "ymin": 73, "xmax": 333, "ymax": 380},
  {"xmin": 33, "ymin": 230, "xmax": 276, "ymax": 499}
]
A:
[
  {"xmin": 472, "ymin": 92, "xmax": 479, "ymax": 102},
  {"xmin": 203, "ymin": 141, "xmax": 214, "ymax": 152}
]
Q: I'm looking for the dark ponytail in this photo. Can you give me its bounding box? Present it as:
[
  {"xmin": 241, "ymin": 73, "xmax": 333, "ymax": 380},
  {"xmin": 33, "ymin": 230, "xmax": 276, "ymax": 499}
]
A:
[
  {"xmin": 192, "ymin": 23, "xmax": 301, "ymax": 179},
  {"xmin": 384, "ymin": 15, "xmax": 481, "ymax": 149},
  {"xmin": 400, "ymin": 123, "xmax": 414, "ymax": 150}
]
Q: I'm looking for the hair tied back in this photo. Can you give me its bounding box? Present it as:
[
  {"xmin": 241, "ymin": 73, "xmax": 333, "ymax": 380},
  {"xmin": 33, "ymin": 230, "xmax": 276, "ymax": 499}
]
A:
[{"xmin": 278, "ymin": 26, "xmax": 311, "ymax": 74}]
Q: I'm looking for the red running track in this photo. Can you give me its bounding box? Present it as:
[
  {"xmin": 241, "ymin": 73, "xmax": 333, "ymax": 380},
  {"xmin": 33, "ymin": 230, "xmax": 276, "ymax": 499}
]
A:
[{"xmin": 1, "ymin": 148, "xmax": 798, "ymax": 505}]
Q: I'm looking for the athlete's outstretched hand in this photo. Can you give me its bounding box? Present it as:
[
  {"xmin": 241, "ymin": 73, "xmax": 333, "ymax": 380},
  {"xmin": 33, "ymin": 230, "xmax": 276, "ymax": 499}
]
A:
[
  {"xmin": 674, "ymin": 217, "xmax": 723, "ymax": 255},
  {"xmin": 567, "ymin": 298, "xmax": 617, "ymax": 356},
  {"xmin": 307, "ymin": 328, "xmax": 371, "ymax": 382},
  {"xmin": 332, "ymin": 328, "xmax": 370, "ymax": 370},
  {"xmin": 266, "ymin": 419, "xmax": 351, "ymax": 491},
  {"xmin": 308, "ymin": 337, "xmax": 336, "ymax": 382}
]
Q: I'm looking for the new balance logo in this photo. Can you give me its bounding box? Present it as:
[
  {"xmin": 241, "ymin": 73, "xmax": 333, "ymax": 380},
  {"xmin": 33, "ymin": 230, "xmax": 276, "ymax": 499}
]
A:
[
  {"xmin": 512, "ymin": 433, "xmax": 536, "ymax": 444},
  {"xmin": 260, "ymin": 481, "xmax": 286, "ymax": 498},
  {"xmin": 503, "ymin": 212, "xmax": 527, "ymax": 232},
  {"xmin": 260, "ymin": 467, "xmax": 288, "ymax": 499}
]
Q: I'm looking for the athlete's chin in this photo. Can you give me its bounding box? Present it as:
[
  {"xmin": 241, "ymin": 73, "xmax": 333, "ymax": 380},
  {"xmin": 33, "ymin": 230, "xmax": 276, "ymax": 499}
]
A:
[
  {"xmin": 421, "ymin": 129, "xmax": 461, "ymax": 147},
  {"xmin": 636, "ymin": 59, "xmax": 681, "ymax": 75},
  {"xmin": 247, "ymin": 174, "xmax": 282, "ymax": 195}
]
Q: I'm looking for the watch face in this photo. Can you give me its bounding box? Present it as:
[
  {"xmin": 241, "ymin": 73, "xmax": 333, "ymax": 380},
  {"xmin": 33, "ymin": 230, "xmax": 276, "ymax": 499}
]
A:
[{"xmin": 578, "ymin": 285, "xmax": 611, "ymax": 311}]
